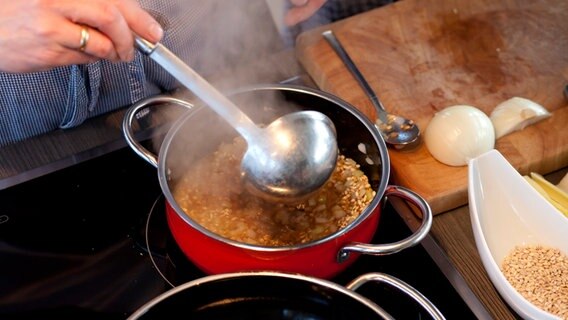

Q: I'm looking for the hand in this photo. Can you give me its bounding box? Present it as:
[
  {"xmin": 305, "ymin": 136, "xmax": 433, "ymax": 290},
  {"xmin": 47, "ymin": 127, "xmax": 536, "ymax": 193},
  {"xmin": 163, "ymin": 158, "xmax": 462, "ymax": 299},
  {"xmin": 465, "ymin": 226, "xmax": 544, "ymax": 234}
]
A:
[
  {"xmin": 284, "ymin": 0, "xmax": 328, "ymax": 26},
  {"xmin": 0, "ymin": 0, "xmax": 163, "ymax": 73}
]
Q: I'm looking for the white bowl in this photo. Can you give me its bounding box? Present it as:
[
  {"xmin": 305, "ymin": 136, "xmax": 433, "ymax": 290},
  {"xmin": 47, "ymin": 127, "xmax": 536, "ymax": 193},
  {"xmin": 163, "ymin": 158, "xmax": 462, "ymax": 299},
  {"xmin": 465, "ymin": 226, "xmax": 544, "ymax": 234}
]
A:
[{"xmin": 468, "ymin": 149, "xmax": 568, "ymax": 320}]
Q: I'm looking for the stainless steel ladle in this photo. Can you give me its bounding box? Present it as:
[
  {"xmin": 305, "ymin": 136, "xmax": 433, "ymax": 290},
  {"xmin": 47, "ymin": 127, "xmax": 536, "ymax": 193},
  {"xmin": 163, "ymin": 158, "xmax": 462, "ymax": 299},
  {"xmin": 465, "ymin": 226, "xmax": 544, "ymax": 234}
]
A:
[
  {"xmin": 322, "ymin": 30, "xmax": 420, "ymax": 149},
  {"xmin": 134, "ymin": 36, "xmax": 338, "ymax": 203}
]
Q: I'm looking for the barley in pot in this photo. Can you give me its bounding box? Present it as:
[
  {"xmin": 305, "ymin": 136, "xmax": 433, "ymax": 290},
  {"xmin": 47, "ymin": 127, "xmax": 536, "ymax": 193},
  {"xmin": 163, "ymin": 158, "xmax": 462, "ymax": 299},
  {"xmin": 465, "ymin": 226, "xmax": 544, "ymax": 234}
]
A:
[{"xmin": 173, "ymin": 136, "xmax": 375, "ymax": 246}]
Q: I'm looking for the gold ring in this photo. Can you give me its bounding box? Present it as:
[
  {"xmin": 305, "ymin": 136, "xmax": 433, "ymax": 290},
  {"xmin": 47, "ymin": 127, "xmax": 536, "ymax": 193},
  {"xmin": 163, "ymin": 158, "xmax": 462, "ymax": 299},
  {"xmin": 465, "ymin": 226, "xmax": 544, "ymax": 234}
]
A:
[{"xmin": 79, "ymin": 26, "xmax": 90, "ymax": 52}]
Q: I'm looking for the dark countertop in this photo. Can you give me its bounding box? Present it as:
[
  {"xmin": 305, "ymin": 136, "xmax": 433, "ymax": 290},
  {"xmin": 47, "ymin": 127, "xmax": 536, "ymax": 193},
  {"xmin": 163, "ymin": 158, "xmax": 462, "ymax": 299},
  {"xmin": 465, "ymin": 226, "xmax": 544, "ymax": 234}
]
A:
[{"xmin": 0, "ymin": 143, "xmax": 475, "ymax": 318}]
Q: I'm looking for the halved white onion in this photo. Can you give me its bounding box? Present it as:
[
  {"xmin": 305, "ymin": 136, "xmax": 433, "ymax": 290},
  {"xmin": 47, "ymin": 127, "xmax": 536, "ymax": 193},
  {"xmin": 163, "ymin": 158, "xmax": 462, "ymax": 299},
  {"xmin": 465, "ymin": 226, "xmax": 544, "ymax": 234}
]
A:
[
  {"xmin": 490, "ymin": 97, "xmax": 551, "ymax": 139},
  {"xmin": 424, "ymin": 105, "xmax": 495, "ymax": 167}
]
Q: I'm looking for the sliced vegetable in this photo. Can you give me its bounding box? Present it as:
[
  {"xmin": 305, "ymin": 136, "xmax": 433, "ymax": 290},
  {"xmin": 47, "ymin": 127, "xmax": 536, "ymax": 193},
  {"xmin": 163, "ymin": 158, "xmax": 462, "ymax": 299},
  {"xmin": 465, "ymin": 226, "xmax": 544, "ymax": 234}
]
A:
[
  {"xmin": 557, "ymin": 172, "xmax": 568, "ymax": 194},
  {"xmin": 525, "ymin": 173, "xmax": 568, "ymax": 218},
  {"xmin": 524, "ymin": 176, "xmax": 554, "ymax": 203}
]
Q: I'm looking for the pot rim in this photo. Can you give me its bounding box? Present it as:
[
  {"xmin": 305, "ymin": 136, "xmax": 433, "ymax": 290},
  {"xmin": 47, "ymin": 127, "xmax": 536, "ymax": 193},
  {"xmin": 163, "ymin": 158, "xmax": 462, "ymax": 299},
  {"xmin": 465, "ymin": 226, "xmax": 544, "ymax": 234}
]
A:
[
  {"xmin": 127, "ymin": 270, "xmax": 392, "ymax": 320},
  {"xmin": 158, "ymin": 83, "xmax": 390, "ymax": 252}
]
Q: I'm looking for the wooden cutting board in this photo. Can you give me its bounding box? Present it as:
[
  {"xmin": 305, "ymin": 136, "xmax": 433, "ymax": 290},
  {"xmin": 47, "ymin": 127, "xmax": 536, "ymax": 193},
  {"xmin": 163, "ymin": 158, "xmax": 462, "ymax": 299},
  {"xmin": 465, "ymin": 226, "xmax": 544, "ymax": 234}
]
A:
[{"xmin": 296, "ymin": 0, "xmax": 568, "ymax": 215}]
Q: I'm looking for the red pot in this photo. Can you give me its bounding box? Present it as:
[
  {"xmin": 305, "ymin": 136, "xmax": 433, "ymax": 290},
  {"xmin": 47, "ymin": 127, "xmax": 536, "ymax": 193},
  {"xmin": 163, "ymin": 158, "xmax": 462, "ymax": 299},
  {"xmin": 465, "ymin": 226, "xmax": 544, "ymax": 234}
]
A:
[{"xmin": 123, "ymin": 84, "xmax": 432, "ymax": 279}]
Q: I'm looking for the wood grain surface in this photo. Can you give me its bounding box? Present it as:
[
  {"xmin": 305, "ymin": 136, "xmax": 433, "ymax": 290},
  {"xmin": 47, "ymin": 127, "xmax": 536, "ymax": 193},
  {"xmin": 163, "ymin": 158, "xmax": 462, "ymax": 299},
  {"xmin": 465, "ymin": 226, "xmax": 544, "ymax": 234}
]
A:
[{"xmin": 295, "ymin": 0, "xmax": 568, "ymax": 214}]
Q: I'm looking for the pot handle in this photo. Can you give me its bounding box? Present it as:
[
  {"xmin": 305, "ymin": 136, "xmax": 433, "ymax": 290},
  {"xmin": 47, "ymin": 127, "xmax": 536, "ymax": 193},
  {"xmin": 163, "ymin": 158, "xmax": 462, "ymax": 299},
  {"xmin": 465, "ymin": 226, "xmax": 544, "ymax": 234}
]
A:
[
  {"xmin": 346, "ymin": 272, "xmax": 446, "ymax": 320},
  {"xmin": 122, "ymin": 96, "xmax": 194, "ymax": 168},
  {"xmin": 337, "ymin": 185, "xmax": 432, "ymax": 262}
]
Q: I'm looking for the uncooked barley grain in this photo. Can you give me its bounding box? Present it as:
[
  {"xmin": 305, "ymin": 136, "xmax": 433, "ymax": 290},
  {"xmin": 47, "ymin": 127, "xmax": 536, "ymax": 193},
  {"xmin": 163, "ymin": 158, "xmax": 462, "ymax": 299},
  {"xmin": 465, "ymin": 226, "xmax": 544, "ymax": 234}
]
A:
[{"xmin": 501, "ymin": 245, "xmax": 568, "ymax": 319}]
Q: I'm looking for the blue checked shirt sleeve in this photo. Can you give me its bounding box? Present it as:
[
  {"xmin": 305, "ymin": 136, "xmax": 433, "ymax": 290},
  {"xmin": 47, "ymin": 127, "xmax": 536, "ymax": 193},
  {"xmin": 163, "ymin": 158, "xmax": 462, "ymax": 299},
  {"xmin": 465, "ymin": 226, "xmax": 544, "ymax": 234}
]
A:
[{"xmin": 0, "ymin": 0, "xmax": 208, "ymax": 147}]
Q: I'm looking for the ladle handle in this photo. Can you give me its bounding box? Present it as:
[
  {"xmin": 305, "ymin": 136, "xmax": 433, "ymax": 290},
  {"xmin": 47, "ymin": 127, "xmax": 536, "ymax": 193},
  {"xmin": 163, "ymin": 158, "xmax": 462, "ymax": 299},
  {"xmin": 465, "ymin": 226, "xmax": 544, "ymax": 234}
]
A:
[
  {"xmin": 322, "ymin": 30, "xmax": 388, "ymax": 123},
  {"xmin": 134, "ymin": 35, "xmax": 260, "ymax": 142},
  {"xmin": 134, "ymin": 36, "xmax": 156, "ymax": 55}
]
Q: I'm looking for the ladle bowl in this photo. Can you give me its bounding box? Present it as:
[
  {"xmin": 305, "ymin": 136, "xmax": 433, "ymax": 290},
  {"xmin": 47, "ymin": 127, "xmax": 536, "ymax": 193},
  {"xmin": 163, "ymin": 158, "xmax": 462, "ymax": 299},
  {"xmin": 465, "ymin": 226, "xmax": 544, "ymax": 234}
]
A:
[
  {"xmin": 242, "ymin": 110, "xmax": 338, "ymax": 203},
  {"xmin": 134, "ymin": 36, "xmax": 338, "ymax": 202}
]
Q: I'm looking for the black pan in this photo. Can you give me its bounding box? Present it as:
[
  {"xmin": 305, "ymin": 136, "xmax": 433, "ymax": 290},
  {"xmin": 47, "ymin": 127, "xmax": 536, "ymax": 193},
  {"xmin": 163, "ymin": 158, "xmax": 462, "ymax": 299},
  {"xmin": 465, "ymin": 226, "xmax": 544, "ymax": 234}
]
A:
[{"xmin": 128, "ymin": 271, "xmax": 445, "ymax": 320}]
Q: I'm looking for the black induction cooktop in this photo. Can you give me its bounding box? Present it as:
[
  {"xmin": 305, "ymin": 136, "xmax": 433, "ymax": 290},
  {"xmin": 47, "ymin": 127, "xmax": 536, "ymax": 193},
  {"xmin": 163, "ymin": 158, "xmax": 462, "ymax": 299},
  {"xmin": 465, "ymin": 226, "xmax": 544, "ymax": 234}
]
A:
[{"xmin": 0, "ymin": 146, "xmax": 476, "ymax": 319}]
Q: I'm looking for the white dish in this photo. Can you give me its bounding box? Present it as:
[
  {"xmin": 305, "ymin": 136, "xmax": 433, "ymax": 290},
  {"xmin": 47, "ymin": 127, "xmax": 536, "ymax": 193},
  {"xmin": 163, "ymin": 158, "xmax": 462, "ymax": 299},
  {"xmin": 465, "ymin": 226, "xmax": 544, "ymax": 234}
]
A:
[{"xmin": 468, "ymin": 149, "xmax": 568, "ymax": 320}]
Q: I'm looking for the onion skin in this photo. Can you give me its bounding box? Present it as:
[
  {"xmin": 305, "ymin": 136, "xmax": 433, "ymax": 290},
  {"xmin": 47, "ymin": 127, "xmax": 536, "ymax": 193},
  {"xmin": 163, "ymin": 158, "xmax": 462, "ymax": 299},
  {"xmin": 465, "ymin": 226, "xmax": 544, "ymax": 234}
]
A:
[
  {"xmin": 424, "ymin": 105, "xmax": 495, "ymax": 167},
  {"xmin": 490, "ymin": 97, "xmax": 551, "ymax": 139}
]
